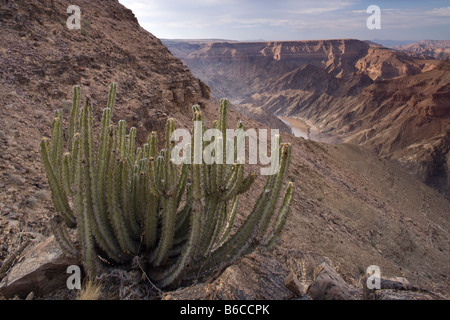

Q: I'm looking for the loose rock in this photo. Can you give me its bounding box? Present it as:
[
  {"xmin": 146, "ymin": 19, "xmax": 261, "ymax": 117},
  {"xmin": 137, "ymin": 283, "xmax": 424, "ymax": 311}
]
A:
[{"xmin": 0, "ymin": 236, "xmax": 79, "ymax": 299}]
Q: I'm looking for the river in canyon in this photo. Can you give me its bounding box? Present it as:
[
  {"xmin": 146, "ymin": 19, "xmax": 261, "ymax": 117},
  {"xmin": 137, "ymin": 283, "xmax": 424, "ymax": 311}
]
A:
[
  {"xmin": 279, "ymin": 117, "xmax": 309, "ymax": 139},
  {"xmin": 278, "ymin": 116, "xmax": 340, "ymax": 144}
]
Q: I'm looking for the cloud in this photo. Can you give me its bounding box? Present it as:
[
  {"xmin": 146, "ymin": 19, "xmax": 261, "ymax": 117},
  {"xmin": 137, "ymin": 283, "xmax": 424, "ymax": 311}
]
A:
[
  {"xmin": 293, "ymin": 0, "xmax": 356, "ymax": 15},
  {"xmin": 120, "ymin": 0, "xmax": 357, "ymax": 30},
  {"xmin": 425, "ymin": 6, "xmax": 450, "ymax": 17},
  {"xmin": 118, "ymin": 0, "xmax": 450, "ymax": 40}
]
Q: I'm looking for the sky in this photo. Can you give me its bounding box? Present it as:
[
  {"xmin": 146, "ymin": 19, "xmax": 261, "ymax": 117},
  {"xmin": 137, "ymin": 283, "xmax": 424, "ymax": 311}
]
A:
[{"xmin": 118, "ymin": 0, "xmax": 450, "ymax": 41}]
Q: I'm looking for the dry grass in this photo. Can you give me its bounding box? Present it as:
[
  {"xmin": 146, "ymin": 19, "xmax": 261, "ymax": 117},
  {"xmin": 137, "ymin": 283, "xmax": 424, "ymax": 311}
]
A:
[
  {"xmin": 287, "ymin": 257, "xmax": 313, "ymax": 292},
  {"xmin": 78, "ymin": 279, "xmax": 103, "ymax": 300}
]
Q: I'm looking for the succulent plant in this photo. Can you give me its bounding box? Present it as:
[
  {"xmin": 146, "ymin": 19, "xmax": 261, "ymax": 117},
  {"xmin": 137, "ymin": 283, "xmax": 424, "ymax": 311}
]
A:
[{"xmin": 41, "ymin": 84, "xmax": 293, "ymax": 288}]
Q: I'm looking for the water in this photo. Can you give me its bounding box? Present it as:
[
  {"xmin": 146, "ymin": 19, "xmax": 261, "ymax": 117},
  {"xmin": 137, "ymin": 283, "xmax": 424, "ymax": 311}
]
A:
[{"xmin": 279, "ymin": 117, "xmax": 309, "ymax": 139}]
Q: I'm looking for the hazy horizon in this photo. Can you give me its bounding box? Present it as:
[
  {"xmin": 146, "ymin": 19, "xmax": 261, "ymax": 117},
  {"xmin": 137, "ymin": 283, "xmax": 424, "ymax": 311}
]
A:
[{"xmin": 118, "ymin": 0, "xmax": 450, "ymax": 41}]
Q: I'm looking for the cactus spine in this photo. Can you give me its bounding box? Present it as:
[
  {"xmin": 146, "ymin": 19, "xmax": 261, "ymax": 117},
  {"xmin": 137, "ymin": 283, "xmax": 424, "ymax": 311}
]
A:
[{"xmin": 41, "ymin": 85, "xmax": 294, "ymax": 288}]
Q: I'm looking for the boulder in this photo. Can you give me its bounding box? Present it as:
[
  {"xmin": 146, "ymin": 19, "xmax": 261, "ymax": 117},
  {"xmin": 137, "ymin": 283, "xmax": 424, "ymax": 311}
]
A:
[
  {"xmin": 284, "ymin": 271, "xmax": 306, "ymax": 298},
  {"xmin": 0, "ymin": 236, "xmax": 79, "ymax": 299},
  {"xmin": 307, "ymin": 262, "xmax": 360, "ymax": 300}
]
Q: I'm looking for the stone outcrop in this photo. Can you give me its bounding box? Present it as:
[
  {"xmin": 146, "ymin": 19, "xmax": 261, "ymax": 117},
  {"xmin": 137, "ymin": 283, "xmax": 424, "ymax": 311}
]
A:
[
  {"xmin": 0, "ymin": 236, "xmax": 78, "ymax": 299},
  {"xmin": 307, "ymin": 262, "xmax": 360, "ymax": 300}
]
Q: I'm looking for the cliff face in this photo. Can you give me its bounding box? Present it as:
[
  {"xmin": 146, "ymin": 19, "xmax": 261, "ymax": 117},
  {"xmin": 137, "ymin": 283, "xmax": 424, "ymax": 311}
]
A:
[
  {"xmin": 394, "ymin": 40, "xmax": 450, "ymax": 60},
  {"xmin": 165, "ymin": 39, "xmax": 433, "ymax": 100},
  {"xmin": 345, "ymin": 61, "xmax": 450, "ymax": 197}
]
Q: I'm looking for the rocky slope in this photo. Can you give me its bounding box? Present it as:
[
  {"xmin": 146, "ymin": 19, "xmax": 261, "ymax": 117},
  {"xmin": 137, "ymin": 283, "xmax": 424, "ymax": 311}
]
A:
[
  {"xmin": 343, "ymin": 62, "xmax": 450, "ymax": 197},
  {"xmin": 165, "ymin": 39, "xmax": 448, "ymax": 198},
  {"xmin": 0, "ymin": 1, "xmax": 449, "ymax": 299},
  {"xmin": 0, "ymin": 0, "xmax": 210, "ymax": 275},
  {"xmin": 394, "ymin": 40, "xmax": 450, "ymax": 60}
]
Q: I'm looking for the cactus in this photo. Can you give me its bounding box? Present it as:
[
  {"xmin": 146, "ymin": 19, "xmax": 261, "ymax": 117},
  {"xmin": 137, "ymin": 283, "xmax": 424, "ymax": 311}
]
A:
[{"xmin": 41, "ymin": 85, "xmax": 294, "ymax": 288}]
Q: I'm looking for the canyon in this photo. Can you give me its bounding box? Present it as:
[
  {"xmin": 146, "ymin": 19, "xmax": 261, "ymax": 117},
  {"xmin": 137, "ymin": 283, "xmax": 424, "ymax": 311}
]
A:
[{"xmin": 164, "ymin": 39, "xmax": 450, "ymax": 199}]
